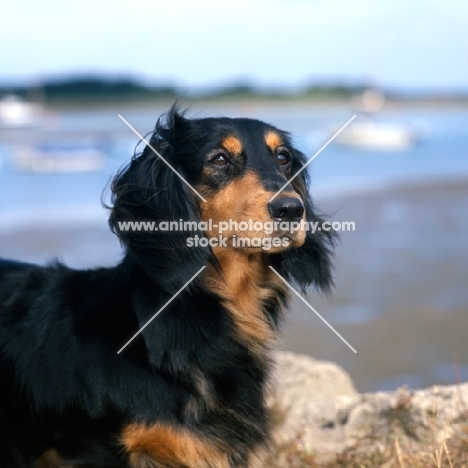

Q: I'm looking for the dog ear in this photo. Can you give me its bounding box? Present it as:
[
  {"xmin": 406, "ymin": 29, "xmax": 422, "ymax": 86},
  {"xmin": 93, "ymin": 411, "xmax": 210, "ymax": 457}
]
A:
[
  {"xmin": 109, "ymin": 107, "xmax": 213, "ymax": 294},
  {"xmin": 276, "ymin": 148, "xmax": 336, "ymax": 293}
]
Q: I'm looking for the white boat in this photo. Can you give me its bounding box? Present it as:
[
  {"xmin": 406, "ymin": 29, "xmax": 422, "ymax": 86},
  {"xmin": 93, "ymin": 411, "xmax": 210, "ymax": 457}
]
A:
[
  {"xmin": 12, "ymin": 142, "xmax": 106, "ymax": 173},
  {"xmin": 0, "ymin": 94, "xmax": 43, "ymax": 129},
  {"xmin": 334, "ymin": 120, "xmax": 419, "ymax": 150},
  {"xmin": 332, "ymin": 88, "xmax": 422, "ymax": 150}
]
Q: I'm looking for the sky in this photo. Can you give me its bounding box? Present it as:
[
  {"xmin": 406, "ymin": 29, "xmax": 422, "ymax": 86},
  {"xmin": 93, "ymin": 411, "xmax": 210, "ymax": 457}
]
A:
[{"xmin": 1, "ymin": 0, "xmax": 467, "ymax": 91}]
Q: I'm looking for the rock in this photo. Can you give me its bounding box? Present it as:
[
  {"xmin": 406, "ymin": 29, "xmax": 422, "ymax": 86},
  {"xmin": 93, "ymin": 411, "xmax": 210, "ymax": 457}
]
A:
[
  {"xmin": 271, "ymin": 351, "xmax": 468, "ymax": 460},
  {"xmin": 273, "ymin": 351, "xmax": 357, "ymax": 402},
  {"xmin": 270, "ymin": 351, "xmax": 358, "ymax": 456}
]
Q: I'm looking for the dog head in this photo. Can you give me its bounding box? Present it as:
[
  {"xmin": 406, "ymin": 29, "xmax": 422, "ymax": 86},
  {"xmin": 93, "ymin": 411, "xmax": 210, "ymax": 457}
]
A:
[{"xmin": 109, "ymin": 106, "xmax": 335, "ymax": 293}]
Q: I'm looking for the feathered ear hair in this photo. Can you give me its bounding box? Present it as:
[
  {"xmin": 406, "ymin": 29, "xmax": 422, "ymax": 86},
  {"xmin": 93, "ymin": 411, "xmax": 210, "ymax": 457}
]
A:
[
  {"xmin": 109, "ymin": 106, "xmax": 213, "ymax": 293},
  {"xmin": 274, "ymin": 148, "xmax": 336, "ymax": 293}
]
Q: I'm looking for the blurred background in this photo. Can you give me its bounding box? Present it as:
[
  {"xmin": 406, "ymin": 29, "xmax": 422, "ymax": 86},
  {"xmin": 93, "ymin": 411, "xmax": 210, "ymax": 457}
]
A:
[{"xmin": 0, "ymin": 0, "xmax": 467, "ymax": 392}]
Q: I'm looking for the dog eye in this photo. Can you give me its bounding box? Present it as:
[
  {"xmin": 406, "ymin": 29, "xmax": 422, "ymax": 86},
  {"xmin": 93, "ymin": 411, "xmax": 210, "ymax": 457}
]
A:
[
  {"xmin": 210, "ymin": 153, "xmax": 229, "ymax": 166},
  {"xmin": 276, "ymin": 150, "xmax": 291, "ymax": 166}
]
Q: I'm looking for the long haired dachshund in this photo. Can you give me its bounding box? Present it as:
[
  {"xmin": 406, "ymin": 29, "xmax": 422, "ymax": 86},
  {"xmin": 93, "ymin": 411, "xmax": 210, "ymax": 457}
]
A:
[{"xmin": 0, "ymin": 106, "xmax": 334, "ymax": 467}]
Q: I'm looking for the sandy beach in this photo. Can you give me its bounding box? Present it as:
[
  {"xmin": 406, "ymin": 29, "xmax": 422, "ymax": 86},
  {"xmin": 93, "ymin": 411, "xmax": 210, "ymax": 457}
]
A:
[{"xmin": 1, "ymin": 179, "xmax": 467, "ymax": 392}]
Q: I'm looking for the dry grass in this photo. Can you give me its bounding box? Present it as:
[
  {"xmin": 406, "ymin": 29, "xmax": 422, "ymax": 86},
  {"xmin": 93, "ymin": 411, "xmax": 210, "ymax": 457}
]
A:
[
  {"xmin": 264, "ymin": 357, "xmax": 468, "ymax": 467},
  {"xmin": 265, "ymin": 385, "xmax": 468, "ymax": 468},
  {"xmin": 264, "ymin": 428, "xmax": 468, "ymax": 468}
]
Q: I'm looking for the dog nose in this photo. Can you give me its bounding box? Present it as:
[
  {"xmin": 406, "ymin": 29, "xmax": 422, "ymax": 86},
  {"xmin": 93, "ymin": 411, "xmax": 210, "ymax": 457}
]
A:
[{"xmin": 268, "ymin": 197, "xmax": 304, "ymax": 221}]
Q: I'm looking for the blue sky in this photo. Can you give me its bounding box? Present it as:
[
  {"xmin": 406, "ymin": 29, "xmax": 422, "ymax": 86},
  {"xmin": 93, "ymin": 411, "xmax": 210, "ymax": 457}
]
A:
[{"xmin": 1, "ymin": 0, "xmax": 467, "ymax": 90}]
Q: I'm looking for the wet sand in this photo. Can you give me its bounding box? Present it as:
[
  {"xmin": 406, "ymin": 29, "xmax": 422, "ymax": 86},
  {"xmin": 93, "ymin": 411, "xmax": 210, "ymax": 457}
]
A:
[
  {"xmin": 282, "ymin": 178, "xmax": 468, "ymax": 391},
  {"xmin": 1, "ymin": 179, "xmax": 467, "ymax": 392}
]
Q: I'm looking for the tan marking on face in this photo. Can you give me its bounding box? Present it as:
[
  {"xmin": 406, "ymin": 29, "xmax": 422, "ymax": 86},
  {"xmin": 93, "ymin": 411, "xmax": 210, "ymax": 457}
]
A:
[
  {"xmin": 122, "ymin": 423, "xmax": 230, "ymax": 468},
  {"xmin": 265, "ymin": 131, "xmax": 283, "ymax": 152},
  {"xmin": 198, "ymin": 171, "xmax": 306, "ymax": 253},
  {"xmin": 221, "ymin": 135, "xmax": 243, "ymax": 155}
]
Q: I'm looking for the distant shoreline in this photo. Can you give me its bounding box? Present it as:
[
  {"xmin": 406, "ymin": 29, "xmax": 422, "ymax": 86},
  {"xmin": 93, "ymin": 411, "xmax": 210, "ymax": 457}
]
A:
[{"xmin": 2, "ymin": 77, "xmax": 468, "ymax": 110}]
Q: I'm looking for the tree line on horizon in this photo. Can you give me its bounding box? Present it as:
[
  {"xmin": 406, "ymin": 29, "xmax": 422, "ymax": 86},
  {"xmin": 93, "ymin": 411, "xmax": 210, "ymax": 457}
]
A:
[
  {"xmin": 0, "ymin": 77, "xmax": 370, "ymax": 103},
  {"xmin": 0, "ymin": 77, "xmax": 466, "ymax": 104}
]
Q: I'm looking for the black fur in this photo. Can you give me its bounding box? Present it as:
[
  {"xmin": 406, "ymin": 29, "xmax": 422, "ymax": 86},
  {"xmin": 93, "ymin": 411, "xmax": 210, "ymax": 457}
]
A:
[{"xmin": 0, "ymin": 107, "xmax": 334, "ymax": 467}]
